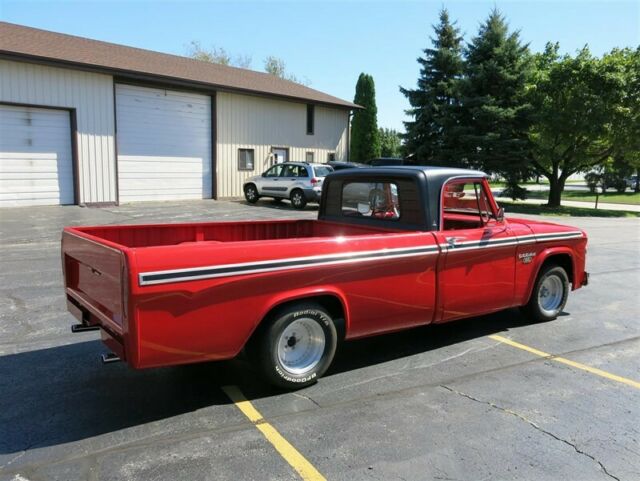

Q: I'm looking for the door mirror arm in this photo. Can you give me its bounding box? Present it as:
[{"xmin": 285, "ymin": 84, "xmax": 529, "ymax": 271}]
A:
[{"xmin": 496, "ymin": 207, "xmax": 505, "ymax": 223}]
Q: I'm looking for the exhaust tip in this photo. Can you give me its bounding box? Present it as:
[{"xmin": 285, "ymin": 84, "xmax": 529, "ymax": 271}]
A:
[{"xmin": 101, "ymin": 353, "xmax": 121, "ymax": 364}]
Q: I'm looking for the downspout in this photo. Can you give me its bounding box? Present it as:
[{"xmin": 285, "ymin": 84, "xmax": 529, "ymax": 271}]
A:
[{"xmin": 346, "ymin": 110, "xmax": 353, "ymax": 162}]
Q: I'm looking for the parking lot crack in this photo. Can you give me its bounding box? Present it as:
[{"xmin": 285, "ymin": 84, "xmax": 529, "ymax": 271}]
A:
[
  {"xmin": 439, "ymin": 385, "xmax": 621, "ymax": 481},
  {"xmin": 292, "ymin": 392, "xmax": 321, "ymax": 408}
]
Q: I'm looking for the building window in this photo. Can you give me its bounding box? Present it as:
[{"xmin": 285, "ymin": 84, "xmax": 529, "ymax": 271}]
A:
[
  {"xmin": 238, "ymin": 149, "xmax": 254, "ymax": 171},
  {"xmin": 327, "ymin": 152, "xmax": 336, "ymax": 162},
  {"xmin": 306, "ymin": 104, "xmax": 314, "ymax": 135},
  {"xmin": 306, "ymin": 151, "xmax": 314, "ymax": 163}
]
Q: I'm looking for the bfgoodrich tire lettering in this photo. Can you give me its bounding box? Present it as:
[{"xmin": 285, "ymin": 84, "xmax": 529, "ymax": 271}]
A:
[
  {"xmin": 253, "ymin": 303, "xmax": 337, "ymax": 389},
  {"xmin": 522, "ymin": 264, "xmax": 569, "ymax": 322}
]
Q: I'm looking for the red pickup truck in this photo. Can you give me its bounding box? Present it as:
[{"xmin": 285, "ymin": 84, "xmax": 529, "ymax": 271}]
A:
[{"xmin": 62, "ymin": 167, "xmax": 588, "ymax": 389}]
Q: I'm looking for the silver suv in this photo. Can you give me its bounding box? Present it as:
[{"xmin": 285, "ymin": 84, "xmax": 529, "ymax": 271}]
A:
[{"xmin": 243, "ymin": 162, "xmax": 333, "ymax": 209}]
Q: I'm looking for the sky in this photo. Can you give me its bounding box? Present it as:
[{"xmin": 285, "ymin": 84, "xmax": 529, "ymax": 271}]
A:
[{"xmin": 1, "ymin": 0, "xmax": 638, "ymax": 131}]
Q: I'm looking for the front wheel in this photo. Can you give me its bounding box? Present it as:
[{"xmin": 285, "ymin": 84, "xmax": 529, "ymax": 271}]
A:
[
  {"xmin": 521, "ymin": 264, "xmax": 569, "ymax": 322},
  {"xmin": 244, "ymin": 184, "xmax": 259, "ymax": 204},
  {"xmin": 290, "ymin": 189, "xmax": 307, "ymax": 210},
  {"xmin": 251, "ymin": 303, "xmax": 337, "ymax": 389}
]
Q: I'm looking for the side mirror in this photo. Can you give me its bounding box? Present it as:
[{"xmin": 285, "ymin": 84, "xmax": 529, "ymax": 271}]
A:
[
  {"xmin": 261, "ymin": 173, "xmax": 267, "ymax": 178},
  {"xmin": 496, "ymin": 206, "xmax": 505, "ymax": 222}
]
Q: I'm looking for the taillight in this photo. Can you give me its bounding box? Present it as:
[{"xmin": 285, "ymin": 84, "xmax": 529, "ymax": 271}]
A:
[{"xmin": 310, "ymin": 177, "xmax": 320, "ymax": 186}]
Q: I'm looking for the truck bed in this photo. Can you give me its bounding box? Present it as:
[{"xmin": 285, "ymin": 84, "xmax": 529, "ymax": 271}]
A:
[{"xmin": 73, "ymin": 219, "xmax": 395, "ymax": 248}]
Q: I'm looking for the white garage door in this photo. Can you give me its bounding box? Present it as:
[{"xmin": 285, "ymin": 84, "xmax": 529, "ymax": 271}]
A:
[
  {"xmin": 115, "ymin": 84, "xmax": 212, "ymax": 202},
  {"xmin": 0, "ymin": 104, "xmax": 74, "ymax": 207}
]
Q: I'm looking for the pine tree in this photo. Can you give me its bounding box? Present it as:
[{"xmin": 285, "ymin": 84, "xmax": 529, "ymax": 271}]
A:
[
  {"xmin": 457, "ymin": 9, "xmax": 532, "ymax": 197},
  {"xmin": 350, "ymin": 73, "xmax": 381, "ymax": 162},
  {"xmin": 400, "ymin": 8, "xmax": 464, "ymax": 164}
]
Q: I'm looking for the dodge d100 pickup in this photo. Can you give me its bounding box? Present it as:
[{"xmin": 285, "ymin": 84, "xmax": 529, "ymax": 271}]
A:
[{"xmin": 62, "ymin": 167, "xmax": 588, "ymax": 389}]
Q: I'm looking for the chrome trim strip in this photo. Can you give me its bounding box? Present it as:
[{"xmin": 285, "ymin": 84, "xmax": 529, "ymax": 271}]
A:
[
  {"xmin": 138, "ymin": 231, "xmax": 584, "ymax": 286},
  {"xmin": 139, "ymin": 245, "xmax": 440, "ymax": 286}
]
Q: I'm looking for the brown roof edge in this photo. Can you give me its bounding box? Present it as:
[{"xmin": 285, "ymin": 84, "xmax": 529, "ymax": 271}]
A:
[{"xmin": 0, "ymin": 22, "xmax": 363, "ymax": 110}]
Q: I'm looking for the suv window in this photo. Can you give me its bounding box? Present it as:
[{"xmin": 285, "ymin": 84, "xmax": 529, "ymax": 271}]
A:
[
  {"xmin": 341, "ymin": 181, "xmax": 400, "ymax": 220},
  {"xmin": 313, "ymin": 166, "xmax": 333, "ymax": 177},
  {"xmin": 282, "ymin": 164, "xmax": 308, "ymax": 177},
  {"xmin": 264, "ymin": 165, "xmax": 284, "ymax": 177}
]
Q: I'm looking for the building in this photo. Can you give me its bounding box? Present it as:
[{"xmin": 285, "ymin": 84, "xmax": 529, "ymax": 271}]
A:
[{"xmin": 0, "ymin": 22, "xmax": 357, "ymax": 207}]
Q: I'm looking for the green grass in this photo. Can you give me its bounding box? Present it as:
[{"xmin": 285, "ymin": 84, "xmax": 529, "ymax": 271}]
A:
[
  {"xmin": 525, "ymin": 189, "xmax": 640, "ymax": 205},
  {"xmin": 500, "ymin": 201, "xmax": 640, "ymax": 218}
]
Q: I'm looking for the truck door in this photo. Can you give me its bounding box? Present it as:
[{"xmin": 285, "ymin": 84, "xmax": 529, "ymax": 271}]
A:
[{"xmin": 434, "ymin": 178, "xmax": 516, "ymax": 322}]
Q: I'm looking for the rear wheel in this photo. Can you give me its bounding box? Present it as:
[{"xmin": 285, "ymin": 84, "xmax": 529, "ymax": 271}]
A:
[
  {"xmin": 244, "ymin": 184, "xmax": 259, "ymax": 204},
  {"xmin": 250, "ymin": 303, "xmax": 337, "ymax": 389},
  {"xmin": 290, "ymin": 189, "xmax": 307, "ymax": 210},
  {"xmin": 521, "ymin": 264, "xmax": 569, "ymax": 322}
]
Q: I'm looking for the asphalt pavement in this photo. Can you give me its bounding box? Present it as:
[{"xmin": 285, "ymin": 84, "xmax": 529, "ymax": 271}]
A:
[{"xmin": 1, "ymin": 199, "xmax": 639, "ymax": 481}]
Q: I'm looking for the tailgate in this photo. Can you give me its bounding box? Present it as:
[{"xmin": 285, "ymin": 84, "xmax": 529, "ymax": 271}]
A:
[{"xmin": 62, "ymin": 229, "xmax": 127, "ymax": 334}]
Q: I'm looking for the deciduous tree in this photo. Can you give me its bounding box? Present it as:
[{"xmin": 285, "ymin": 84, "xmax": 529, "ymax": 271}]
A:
[
  {"xmin": 379, "ymin": 128, "xmax": 402, "ymax": 157},
  {"xmin": 528, "ymin": 44, "xmax": 627, "ymax": 205}
]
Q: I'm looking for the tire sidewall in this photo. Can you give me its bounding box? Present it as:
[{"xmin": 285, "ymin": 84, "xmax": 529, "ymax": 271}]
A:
[
  {"xmin": 290, "ymin": 190, "xmax": 306, "ymax": 209},
  {"xmin": 264, "ymin": 305, "xmax": 337, "ymax": 388},
  {"xmin": 531, "ymin": 265, "xmax": 569, "ymax": 321},
  {"xmin": 244, "ymin": 184, "xmax": 259, "ymax": 203}
]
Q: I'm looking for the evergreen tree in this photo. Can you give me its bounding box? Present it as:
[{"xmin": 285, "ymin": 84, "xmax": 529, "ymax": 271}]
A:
[
  {"xmin": 350, "ymin": 73, "xmax": 381, "ymax": 162},
  {"xmin": 400, "ymin": 8, "xmax": 464, "ymax": 164},
  {"xmin": 458, "ymin": 9, "xmax": 532, "ymax": 197}
]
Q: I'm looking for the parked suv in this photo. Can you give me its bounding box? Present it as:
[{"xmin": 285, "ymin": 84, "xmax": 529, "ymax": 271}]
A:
[{"xmin": 243, "ymin": 162, "xmax": 333, "ymax": 209}]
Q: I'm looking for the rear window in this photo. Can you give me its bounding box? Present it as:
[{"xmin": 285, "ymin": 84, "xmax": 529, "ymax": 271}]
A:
[
  {"xmin": 341, "ymin": 181, "xmax": 400, "ymax": 220},
  {"xmin": 313, "ymin": 166, "xmax": 333, "ymax": 177}
]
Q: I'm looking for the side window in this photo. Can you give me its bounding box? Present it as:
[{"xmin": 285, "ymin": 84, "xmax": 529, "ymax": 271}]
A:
[
  {"xmin": 264, "ymin": 165, "xmax": 283, "ymax": 177},
  {"xmin": 282, "ymin": 165, "xmax": 295, "ymax": 177},
  {"xmin": 341, "ymin": 181, "xmax": 400, "ymax": 220},
  {"xmin": 298, "ymin": 166, "xmax": 310, "ymax": 177},
  {"xmin": 442, "ymin": 180, "xmax": 493, "ymax": 230},
  {"xmin": 238, "ymin": 149, "xmax": 254, "ymax": 171}
]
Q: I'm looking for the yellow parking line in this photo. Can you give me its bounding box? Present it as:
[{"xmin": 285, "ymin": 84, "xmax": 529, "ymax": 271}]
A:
[
  {"xmin": 489, "ymin": 334, "xmax": 640, "ymax": 390},
  {"xmin": 222, "ymin": 385, "xmax": 327, "ymax": 481}
]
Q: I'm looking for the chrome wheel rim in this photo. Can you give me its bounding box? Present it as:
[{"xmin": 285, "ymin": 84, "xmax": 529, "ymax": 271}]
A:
[
  {"xmin": 246, "ymin": 187, "xmax": 257, "ymax": 200},
  {"xmin": 538, "ymin": 275, "xmax": 563, "ymax": 316},
  {"xmin": 292, "ymin": 192, "xmax": 302, "ymax": 206},
  {"xmin": 277, "ymin": 318, "xmax": 325, "ymax": 375}
]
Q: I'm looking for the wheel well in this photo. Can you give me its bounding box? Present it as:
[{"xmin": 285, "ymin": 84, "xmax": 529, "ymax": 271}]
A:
[
  {"xmin": 249, "ymin": 295, "xmax": 347, "ymax": 345},
  {"xmin": 541, "ymin": 253, "xmax": 574, "ymax": 285},
  {"xmin": 244, "ymin": 183, "xmax": 256, "ymax": 190}
]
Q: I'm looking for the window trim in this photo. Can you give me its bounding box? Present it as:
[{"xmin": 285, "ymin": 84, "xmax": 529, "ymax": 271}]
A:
[
  {"xmin": 306, "ymin": 104, "xmax": 315, "ymax": 135},
  {"xmin": 237, "ymin": 148, "xmax": 255, "ymax": 171},
  {"xmin": 439, "ymin": 176, "xmax": 497, "ymax": 231}
]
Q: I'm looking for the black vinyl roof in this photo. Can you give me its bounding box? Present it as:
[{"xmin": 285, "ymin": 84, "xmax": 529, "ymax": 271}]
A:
[{"xmin": 323, "ymin": 166, "xmax": 488, "ymax": 231}]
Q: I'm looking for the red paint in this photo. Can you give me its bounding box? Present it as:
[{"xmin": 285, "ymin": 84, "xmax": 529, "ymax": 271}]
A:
[{"xmin": 61, "ymin": 174, "xmax": 588, "ymax": 370}]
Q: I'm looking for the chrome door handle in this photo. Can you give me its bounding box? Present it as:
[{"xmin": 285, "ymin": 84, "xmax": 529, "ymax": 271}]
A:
[{"xmin": 446, "ymin": 237, "xmax": 463, "ymax": 247}]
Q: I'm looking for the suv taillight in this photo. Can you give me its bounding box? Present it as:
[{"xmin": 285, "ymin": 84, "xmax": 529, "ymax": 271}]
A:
[{"xmin": 310, "ymin": 177, "xmax": 320, "ymax": 186}]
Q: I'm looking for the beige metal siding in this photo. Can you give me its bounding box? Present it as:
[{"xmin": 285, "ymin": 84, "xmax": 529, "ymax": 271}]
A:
[
  {"xmin": 216, "ymin": 92, "xmax": 348, "ymax": 198},
  {"xmin": 0, "ymin": 59, "xmax": 115, "ymax": 204}
]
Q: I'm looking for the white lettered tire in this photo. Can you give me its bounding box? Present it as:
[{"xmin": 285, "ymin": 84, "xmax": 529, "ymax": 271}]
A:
[
  {"xmin": 522, "ymin": 264, "xmax": 569, "ymax": 322},
  {"xmin": 252, "ymin": 303, "xmax": 337, "ymax": 389}
]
